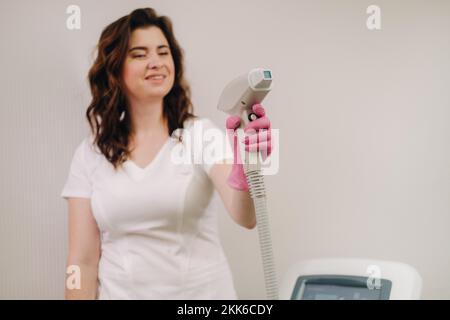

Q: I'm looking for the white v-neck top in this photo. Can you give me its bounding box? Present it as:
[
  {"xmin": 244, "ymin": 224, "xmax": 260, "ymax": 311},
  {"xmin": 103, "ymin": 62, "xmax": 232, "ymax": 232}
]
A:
[{"xmin": 61, "ymin": 117, "xmax": 237, "ymax": 299}]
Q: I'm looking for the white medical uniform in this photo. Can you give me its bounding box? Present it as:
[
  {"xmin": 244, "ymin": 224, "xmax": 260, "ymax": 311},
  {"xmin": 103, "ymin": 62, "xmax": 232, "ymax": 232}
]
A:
[{"xmin": 61, "ymin": 117, "xmax": 238, "ymax": 299}]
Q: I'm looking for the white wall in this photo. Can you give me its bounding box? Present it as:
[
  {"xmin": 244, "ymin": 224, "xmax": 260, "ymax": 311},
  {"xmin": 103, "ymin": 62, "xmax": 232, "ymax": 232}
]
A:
[{"xmin": 0, "ymin": 0, "xmax": 449, "ymax": 299}]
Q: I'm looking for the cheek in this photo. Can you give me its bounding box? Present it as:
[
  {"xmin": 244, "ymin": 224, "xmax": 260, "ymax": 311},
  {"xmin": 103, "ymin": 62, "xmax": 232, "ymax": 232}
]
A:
[
  {"xmin": 122, "ymin": 63, "xmax": 143, "ymax": 86},
  {"xmin": 168, "ymin": 61, "xmax": 176, "ymax": 84}
]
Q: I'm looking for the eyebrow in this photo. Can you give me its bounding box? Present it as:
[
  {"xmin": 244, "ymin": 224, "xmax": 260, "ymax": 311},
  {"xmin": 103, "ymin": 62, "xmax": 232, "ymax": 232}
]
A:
[{"xmin": 128, "ymin": 45, "xmax": 170, "ymax": 53}]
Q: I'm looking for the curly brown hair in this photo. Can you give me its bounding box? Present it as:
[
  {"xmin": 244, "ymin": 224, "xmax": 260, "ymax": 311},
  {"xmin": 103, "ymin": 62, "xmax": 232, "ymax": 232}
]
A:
[{"xmin": 86, "ymin": 8, "xmax": 196, "ymax": 170}]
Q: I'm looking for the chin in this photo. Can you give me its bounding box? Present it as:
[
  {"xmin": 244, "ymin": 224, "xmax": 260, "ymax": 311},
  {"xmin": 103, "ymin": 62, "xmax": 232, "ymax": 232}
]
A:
[{"xmin": 143, "ymin": 90, "xmax": 169, "ymax": 99}]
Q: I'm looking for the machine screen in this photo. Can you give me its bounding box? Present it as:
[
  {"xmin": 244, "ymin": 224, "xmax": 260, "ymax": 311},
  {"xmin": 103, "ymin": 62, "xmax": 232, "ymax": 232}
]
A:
[
  {"xmin": 301, "ymin": 283, "xmax": 382, "ymax": 300},
  {"xmin": 291, "ymin": 275, "xmax": 392, "ymax": 300}
]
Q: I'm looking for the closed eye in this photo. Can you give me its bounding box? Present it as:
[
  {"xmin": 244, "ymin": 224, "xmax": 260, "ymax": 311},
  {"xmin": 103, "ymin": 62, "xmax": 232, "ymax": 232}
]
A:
[{"xmin": 133, "ymin": 52, "xmax": 169, "ymax": 58}]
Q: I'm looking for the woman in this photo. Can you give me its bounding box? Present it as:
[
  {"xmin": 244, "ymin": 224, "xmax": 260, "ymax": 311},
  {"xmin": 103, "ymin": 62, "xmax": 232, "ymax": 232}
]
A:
[{"xmin": 61, "ymin": 7, "xmax": 272, "ymax": 300}]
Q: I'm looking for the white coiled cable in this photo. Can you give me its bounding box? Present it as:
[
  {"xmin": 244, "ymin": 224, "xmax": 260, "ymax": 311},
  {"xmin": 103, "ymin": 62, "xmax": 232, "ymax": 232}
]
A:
[{"xmin": 244, "ymin": 167, "xmax": 279, "ymax": 300}]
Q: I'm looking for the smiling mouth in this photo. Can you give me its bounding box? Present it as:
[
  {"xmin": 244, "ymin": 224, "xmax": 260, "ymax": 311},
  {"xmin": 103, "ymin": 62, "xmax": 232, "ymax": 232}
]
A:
[{"xmin": 145, "ymin": 75, "xmax": 166, "ymax": 80}]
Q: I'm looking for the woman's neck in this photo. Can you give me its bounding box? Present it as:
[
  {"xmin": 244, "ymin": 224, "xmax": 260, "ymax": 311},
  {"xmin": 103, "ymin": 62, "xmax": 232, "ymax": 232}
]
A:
[{"xmin": 128, "ymin": 99, "xmax": 168, "ymax": 139}]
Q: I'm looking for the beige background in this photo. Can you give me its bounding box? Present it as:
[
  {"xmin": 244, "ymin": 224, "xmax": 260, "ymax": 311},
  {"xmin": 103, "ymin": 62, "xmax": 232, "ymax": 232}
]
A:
[{"xmin": 0, "ymin": 0, "xmax": 449, "ymax": 299}]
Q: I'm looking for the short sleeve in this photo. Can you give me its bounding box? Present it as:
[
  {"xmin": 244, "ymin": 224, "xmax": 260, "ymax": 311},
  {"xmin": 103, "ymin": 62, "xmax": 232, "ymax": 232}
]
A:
[
  {"xmin": 60, "ymin": 138, "xmax": 94, "ymax": 200},
  {"xmin": 191, "ymin": 118, "xmax": 234, "ymax": 176}
]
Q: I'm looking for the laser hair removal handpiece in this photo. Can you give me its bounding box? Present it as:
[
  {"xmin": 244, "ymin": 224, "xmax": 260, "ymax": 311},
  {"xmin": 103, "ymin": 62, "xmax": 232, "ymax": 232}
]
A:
[{"xmin": 217, "ymin": 68, "xmax": 278, "ymax": 300}]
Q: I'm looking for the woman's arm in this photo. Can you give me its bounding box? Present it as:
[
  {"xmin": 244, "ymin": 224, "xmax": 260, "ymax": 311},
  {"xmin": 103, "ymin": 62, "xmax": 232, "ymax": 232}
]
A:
[
  {"xmin": 65, "ymin": 198, "xmax": 101, "ymax": 299},
  {"xmin": 209, "ymin": 163, "xmax": 256, "ymax": 229},
  {"xmin": 209, "ymin": 104, "xmax": 271, "ymax": 229}
]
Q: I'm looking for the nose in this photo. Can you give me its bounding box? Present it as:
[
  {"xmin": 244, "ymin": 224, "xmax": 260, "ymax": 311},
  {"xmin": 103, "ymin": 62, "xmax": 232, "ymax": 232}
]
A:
[{"xmin": 147, "ymin": 53, "xmax": 163, "ymax": 70}]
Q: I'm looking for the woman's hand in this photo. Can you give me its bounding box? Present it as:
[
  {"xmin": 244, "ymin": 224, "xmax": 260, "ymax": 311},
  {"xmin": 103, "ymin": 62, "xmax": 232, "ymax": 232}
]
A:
[{"xmin": 225, "ymin": 104, "xmax": 272, "ymax": 191}]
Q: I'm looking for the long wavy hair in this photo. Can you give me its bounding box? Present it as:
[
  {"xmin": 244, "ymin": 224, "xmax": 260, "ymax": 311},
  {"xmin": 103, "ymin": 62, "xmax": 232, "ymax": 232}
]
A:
[{"xmin": 86, "ymin": 8, "xmax": 196, "ymax": 170}]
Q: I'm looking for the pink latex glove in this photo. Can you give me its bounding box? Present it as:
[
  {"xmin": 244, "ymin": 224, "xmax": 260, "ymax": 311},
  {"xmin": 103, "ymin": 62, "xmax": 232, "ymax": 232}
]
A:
[{"xmin": 226, "ymin": 104, "xmax": 272, "ymax": 191}]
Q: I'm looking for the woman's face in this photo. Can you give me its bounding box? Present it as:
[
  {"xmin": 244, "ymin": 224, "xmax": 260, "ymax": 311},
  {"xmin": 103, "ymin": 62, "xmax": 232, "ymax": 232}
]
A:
[{"xmin": 122, "ymin": 26, "xmax": 175, "ymax": 103}]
